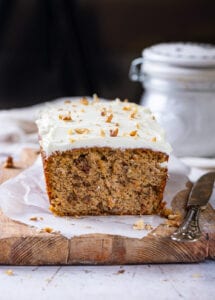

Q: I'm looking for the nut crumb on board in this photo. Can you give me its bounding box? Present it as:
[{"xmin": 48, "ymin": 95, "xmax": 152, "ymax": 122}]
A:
[
  {"xmin": 29, "ymin": 216, "xmax": 44, "ymax": 221},
  {"xmin": 5, "ymin": 269, "xmax": 14, "ymax": 276},
  {"xmin": 37, "ymin": 227, "xmax": 61, "ymax": 234},
  {"xmin": 3, "ymin": 156, "xmax": 14, "ymax": 168},
  {"xmin": 43, "ymin": 227, "xmax": 53, "ymax": 233},
  {"xmin": 133, "ymin": 220, "xmax": 153, "ymax": 231},
  {"xmin": 30, "ymin": 217, "xmax": 38, "ymax": 221},
  {"xmin": 165, "ymin": 213, "xmax": 182, "ymax": 227}
]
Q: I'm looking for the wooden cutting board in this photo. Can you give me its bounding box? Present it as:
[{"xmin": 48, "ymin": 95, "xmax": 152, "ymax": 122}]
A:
[{"xmin": 0, "ymin": 149, "xmax": 214, "ymax": 265}]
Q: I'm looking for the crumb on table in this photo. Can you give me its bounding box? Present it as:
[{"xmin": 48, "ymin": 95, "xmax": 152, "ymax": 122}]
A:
[
  {"xmin": 192, "ymin": 273, "xmax": 202, "ymax": 278},
  {"xmin": 29, "ymin": 216, "xmax": 44, "ymax": 221},
  {"xmin": 5, "ymin": 269, "xmax": 14, "ymax": 276},
  {"xmin": 117, "ymin": 269, "xmax": 125, "ymax": 274}
]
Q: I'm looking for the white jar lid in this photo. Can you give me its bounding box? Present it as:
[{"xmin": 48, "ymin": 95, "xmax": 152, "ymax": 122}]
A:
[
  {"xmin": 142, "ymin": 43, "xmax": 215, "ymax": 80},
  {"xmin": 143, "ymin": 42, "xmax": 215, "ymax": 67}
]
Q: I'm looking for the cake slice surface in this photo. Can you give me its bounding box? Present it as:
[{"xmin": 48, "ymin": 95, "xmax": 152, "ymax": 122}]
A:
[{"xmin": 36, "ymin": 97, "xmax": 172, "ymax": 216}]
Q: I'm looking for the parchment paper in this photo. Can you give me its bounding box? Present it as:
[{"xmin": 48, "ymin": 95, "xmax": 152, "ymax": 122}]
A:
[{"xmin": 0, "ymin": 156, "xmax": 190, "ymax": 239}]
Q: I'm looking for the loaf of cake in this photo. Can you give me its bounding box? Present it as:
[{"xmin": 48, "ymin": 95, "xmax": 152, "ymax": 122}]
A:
[{"xmin": 36, "ymin": 96, "xmax": 172, "ymax": 216}]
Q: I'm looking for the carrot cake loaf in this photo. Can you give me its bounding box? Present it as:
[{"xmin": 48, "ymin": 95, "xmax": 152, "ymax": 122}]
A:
[{"xmin": 36, "ymin": 96, "xmax": 172, "ymax": 216}]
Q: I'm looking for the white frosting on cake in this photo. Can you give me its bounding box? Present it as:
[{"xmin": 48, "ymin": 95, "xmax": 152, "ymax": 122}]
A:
[{"xmin": 36, "ymin": 97, "xmax": 172, "ymax": 156}]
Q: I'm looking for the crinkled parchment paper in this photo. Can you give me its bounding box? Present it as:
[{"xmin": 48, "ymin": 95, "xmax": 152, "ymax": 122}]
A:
[{"xmin": 0, "ymin": 156, "xmax": 190, "ymax": 239}]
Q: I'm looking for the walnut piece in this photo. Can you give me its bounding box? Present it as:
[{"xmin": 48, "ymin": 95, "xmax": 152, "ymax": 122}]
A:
[
  {"xmin": 80, "ymin": 97, "xmax": 89, "ymax": 105},
  {"xmin": 133, "ymin": 220, "xmax": 153, "ymax": 230},
  {"xmin": 151, "ymin": 137, "xmax": 157, "ymax": 142},
  {"xmin": 64, "ymin": 100, "xmax": 71, "ymax": 104},
  {"xmin": 43, "ymin": 227, "xmax": 53, "ymax": 233},
  {"xmin": 30, "ymin": 217, "xmax": 38, "ymax": 221},
  {"xmin": 133, "ymin": 220, "xmax": 144, "ymax": 230},
  {"xmin": 106, "ymin": 114, "xmax": 113, "ymax": 123},
  {"xmin": 67, "ymin": 128, "xmax": 73, "ymax": 135},
  {"xmin": 129, "ymin": 130, "xmax": 137, "ymax": 137},
  {"xmin": 75, "ymin": 128, "xmax": 90, "ymax": 134},
  {"xmin": 123, "ymin": 105, "xmax": 132, "ymax": 111},
  {"xmin": 101, "ymin": 110, "xmax": 107, "ymax": 116},
  {"xmin": 69, "ymin": 138, "xmax": 76, "ymax": 143},
  {"xmin": 110, "ymin": 128, "xmax": 118, "ymax": 137},
  {"xmin": 3, "ymin": 156, "xmax": 14, "ymax": 168},
  {"xmin": 100, "ymin": 129, "xmax": 106, "ymax": 137},
  {"xmin": 59, "ymin": 114, "xmax": 72, "ymax": 121},
  {"xmin": 130, "ymin": 108, "xmax": 138, "ymax": 119},
  {"xmin": 5, "ymin": 269, "xmax": 14, "ymax": 276},
  {"xmin": 93, "ymin": 93, "xmax": 99, "ymax": 102}
]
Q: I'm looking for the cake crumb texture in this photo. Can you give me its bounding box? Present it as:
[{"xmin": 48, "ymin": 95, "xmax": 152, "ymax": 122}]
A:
[{"xmin": 42, "ymin": 147, "xmax": 168, "ymax": 216}]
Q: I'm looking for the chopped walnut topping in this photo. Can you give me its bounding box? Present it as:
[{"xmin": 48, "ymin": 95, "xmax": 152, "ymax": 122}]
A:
[
  {"xmin": 80, "ymin": 108, "xmax": 85, "ymax": 112},
  {"xmin": 92, "ymin": 93, "xmax": 99, "ymax": 102},
  {"xmin": 3, "ymin": 156, "xmax": 14, "ymax": 168},
  {"xmin": 101, "ymin": 109, "xmax": 107, "ymax": 116},
  {"xmin": 75, "ymin": 128, "xmax": 90, "ymax": 134},
  {"xmin": 5, "ymin": 269, "xmax": 14, "ymax": 276},
  {"xmin": 59, "ymin": 114, "xmax": 72, "ymax": 121},
  {"xmin": 80, "ymin": 97, "xmax": 89, "ymax": 105},
  {"xmin": 110, "ymin": 128, "xmax": 119, "ymax": 137},
  {"xmin": 129, "ymin": 130, "xmax": 137, "ymax": 136},
  {"xmin": 152, "ymin": 116, "xmax": 156, "ymax": 120},
  {"xmin": 130, "ymin": 107, "xmax": 138, "ymax": 119},
  {"xmin": 106, "ymin": 114, "xmax": 113, "ymax": 123},
  {"xmin": 136, "ymin": 123, "xmax": 140, "ymax": 129},
  {"xmin": 151, "ymin": 137, "xmax": 157, "ymax": 142},
  {"xmin": 115, "ymin": 122, "xmax": 120, "ymax": 126},
  {"xmin": 100, "ymin": 129, "xmax": 106, "ymax": 137},
  {"xmin": 30, "ymin": 217, "xmax": 38, "ymax": 221},
  {"xmin": 123, "ymin": 105, "xmax": 132, "ymax": 111},
  {"xmin": 69, "ymin": 138, "xmax": 76, "ymax": 143},
  {"xmin": 64, "ymin": 100, "xmax": 71, "ymax": 104},
  {"xmin": 67, "ymin": 128, "xmax": 73, "ymax": 135}
]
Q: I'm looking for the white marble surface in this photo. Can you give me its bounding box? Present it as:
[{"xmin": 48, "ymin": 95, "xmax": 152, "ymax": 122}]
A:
[{"xmin": 0, "ymin": 262, "xmax": 215, "ymax": 300}]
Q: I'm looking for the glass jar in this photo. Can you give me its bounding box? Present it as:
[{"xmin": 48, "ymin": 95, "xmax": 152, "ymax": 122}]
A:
[{"xmin": 129, "ymin": 43, "xmax": 215, "ymax": 157}]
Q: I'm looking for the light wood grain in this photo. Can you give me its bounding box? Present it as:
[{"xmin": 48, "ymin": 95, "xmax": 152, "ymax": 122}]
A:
[{"xmin": 0, "ymin": 149, "xmax": 214, "ymax": 265}]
